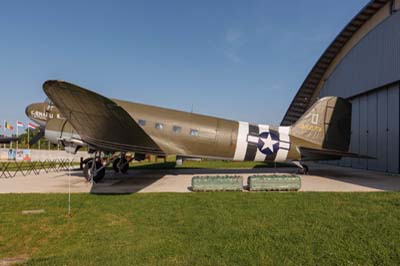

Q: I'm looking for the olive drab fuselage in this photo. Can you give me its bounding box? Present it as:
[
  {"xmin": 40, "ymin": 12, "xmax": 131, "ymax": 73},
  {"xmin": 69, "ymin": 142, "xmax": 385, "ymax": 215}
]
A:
[
  {"xmin": 26, "ymin": 99, "xmax": 303, "ymax": 162},
  {"xmin": 26, "ymin": 81, "xmax": 355, "ymax": 164}
]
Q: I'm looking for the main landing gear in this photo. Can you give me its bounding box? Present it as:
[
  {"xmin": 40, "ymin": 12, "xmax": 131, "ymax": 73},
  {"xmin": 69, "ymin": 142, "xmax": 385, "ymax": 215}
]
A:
[
  {"xmin": 293, "ymin": 161, "xmax": 309, "ymax": 175},
  {"xmin": 112, "ymin": 153, "xmax": 130, "ymax": 174},
  {"xmin": 83, "ymin": 151, "xmax": 106, "ymax": 183},
  {"xmin": 82, "ymin": 152, "xmax": 133, "ymax": 183}
]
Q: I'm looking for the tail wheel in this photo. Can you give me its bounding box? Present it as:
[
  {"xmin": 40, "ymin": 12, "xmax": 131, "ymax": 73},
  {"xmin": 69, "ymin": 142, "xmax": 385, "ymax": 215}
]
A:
[
  {"xmin": 296, "ymin": 164, "xmax": 309, "ymax": 175},
  {"xmin": 113, "ymin": 157, "xmax": 129, "ymax": 174},
  {"xmin": 83, "ymin": 159, "xmax": 106, "ymax": 182},
  {"xmin": 303, "ymin": 164, "xmax": 309, "ymax": 174}
]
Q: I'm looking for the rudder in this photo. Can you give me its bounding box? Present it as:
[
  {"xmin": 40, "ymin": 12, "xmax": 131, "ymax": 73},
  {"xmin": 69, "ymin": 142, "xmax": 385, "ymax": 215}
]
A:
[{"xmin": 290, "ymin": 97, "xmax": 351, "ymax": 151}]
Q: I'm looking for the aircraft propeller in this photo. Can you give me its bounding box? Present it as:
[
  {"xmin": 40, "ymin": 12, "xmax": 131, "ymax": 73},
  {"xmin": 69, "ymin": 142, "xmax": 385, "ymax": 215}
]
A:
[{"xmin": 29, "ymin": 126, "xmax": 45, "ymax": 146}]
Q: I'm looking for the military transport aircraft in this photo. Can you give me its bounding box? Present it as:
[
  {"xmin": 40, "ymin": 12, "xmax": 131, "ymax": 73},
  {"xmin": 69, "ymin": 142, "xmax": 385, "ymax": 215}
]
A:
[{"xmin": 26, "ymin": 80, "xmax": 369, "ymax": 182}]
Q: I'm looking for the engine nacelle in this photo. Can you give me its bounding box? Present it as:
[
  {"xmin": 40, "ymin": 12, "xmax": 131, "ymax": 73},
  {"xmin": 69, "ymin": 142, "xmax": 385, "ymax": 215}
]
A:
[{"xmin": 45, "ymin": 119, "xmax": 84, "ymax": 154}]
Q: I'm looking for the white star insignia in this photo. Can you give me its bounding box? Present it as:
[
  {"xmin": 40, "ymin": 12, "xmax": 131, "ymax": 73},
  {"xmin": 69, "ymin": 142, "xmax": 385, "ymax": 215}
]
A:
[{"xmin": 261, "ymin": 134, "xmax": 279, "ymax": 152}]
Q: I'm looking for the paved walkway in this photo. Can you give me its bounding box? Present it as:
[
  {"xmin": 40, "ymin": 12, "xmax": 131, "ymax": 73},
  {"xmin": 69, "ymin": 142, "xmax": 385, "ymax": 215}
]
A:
[{"xmin": 0, "ymin": 163, "xmax": 399, "ymax": 194}]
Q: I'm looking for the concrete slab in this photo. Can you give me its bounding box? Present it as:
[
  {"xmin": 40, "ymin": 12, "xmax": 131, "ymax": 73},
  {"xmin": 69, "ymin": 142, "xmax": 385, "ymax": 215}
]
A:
[{"xmin": 0, "ymin": 163, "xmax": 399, "ymax": 194}]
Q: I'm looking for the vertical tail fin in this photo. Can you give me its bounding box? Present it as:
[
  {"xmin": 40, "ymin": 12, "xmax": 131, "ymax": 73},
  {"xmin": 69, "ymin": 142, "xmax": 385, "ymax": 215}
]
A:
[{"xmin": 290, "ymin": 96, "xmax": 351, "ymax": 151}]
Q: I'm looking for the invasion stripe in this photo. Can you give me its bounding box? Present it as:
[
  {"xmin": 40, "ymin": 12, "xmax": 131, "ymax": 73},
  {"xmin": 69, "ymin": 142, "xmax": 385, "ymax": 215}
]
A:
[
  {"xmin": 274, "ymin": 126, "xmax": 291, "ymax": 162},
  {"xmin": 233, "ymin": 121, "xmax": 249, "ymax": 161},
  {"xmin": 244, "ymin": 124, "xmax": 259, "ymax": 161}
]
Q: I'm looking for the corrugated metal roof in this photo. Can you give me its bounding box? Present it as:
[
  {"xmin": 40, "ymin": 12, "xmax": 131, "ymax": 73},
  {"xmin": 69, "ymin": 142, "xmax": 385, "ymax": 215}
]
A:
[{"xmin": 281, "ymin": 0, "xmax": 389, "ymax": 126}]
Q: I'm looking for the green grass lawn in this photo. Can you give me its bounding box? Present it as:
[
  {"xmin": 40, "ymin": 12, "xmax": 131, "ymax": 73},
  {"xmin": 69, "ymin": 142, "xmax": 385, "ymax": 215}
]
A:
[{"xmin": 1, "ymin": 193, "xmax": 400, "ymax": 266}]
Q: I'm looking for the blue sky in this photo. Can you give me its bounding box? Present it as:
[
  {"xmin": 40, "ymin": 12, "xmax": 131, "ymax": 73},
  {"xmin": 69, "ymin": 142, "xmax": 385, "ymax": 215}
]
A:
[{"xmin": 0, "ymin": 0, "xmax": 367, "ymax": 134}]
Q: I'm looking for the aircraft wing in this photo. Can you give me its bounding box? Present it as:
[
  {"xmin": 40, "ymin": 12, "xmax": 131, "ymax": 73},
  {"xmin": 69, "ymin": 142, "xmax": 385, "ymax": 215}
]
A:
[
  {"xmin": 299, "ymin": 147, "xmax": 374, "ymax": 161},
  {"xmin": 43, "ymin": 80, "xmax": 164, "ymax": 155}
]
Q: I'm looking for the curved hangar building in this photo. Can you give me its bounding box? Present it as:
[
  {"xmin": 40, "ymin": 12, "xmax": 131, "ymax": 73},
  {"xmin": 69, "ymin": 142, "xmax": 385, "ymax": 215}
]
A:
[{"xmin": 282, "ymin": 0, "xmax": 400, "ymax": 173}]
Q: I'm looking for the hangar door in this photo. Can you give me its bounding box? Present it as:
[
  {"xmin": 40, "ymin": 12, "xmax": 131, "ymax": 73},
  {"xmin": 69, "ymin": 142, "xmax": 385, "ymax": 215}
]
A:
[{"xmin": 347, "ymin": 83, "xmax": 399, "ymax": 173}]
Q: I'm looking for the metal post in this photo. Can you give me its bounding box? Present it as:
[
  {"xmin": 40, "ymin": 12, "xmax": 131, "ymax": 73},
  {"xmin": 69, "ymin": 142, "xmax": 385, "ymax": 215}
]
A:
[
  {"xmin": 68, "ymin": 157, "xmax": 71, "ymax": 217},
  {"xmin": 3, "ymin": 120, "xmax": 5, "ymax": 149},
  {"xmin": 16, "ymin": 123, "xmax": 18, "ymax": 151},
  {"xmin": 28, "ymin": 127, "xmax": 30, "ymax": 150}
]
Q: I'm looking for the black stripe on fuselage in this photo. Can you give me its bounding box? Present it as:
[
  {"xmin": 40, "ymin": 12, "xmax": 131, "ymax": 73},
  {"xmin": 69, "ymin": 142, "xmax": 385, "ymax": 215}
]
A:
[
  {"xmin": 244, "ymin": 124, "xmax": 259, "ymax": 161},
  {"xmin": 278, "ymin": 139, "xmax": 291, "ymax": 151}
]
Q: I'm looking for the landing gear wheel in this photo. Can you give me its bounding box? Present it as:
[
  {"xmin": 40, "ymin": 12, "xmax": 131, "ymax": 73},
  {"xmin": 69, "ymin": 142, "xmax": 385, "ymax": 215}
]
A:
[
  {"xmin": 303, "ymin": 164, "xmax": 309, "ymax": 174},
  {"xmin": 81, "ymin": 158, "xmax": 92, "ymax": 171},
  {"xmin": 296, "ymin": 164, "xmax": 309, "ymax": 175},
  {"xmin": 113, "ymin": 157, "xmax": 129, "ymax": 174},
  {"xmin": 83, "ymin": 159, "xmax": 106, "ymax": 182}
]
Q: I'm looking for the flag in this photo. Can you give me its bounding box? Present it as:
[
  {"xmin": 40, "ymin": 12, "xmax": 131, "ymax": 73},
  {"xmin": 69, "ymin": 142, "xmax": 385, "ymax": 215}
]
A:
[
  {"xmin": 17, "ymin": 121, "xmax": 24, "ymax": 127},
  {"xmin": 4, "ymin": 121, "xmax": 14, "ymax": 130},
  {"xmin": 28, "ymin": 123, "xmax": 38, "ymax": 129}
]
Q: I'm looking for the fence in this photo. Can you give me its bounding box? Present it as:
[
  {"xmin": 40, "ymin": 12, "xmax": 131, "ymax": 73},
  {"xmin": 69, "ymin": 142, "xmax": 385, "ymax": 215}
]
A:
[{"xmin": 0, "ymin": 159, "xmax": 75, "ymax": 178}]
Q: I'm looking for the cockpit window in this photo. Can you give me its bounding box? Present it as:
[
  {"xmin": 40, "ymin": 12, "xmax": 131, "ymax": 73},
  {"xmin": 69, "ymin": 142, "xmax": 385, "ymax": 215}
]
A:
[
  {"xmin": 45, "ymin": 98, "xmax": 54, "ymax": 110},
  {"xmin": 45, "ymin": 98, "xmax": 54, "ymax": 106}
]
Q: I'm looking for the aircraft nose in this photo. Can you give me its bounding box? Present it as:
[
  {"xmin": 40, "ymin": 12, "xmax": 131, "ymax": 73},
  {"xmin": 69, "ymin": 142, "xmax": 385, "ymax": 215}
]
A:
[
  {"xmin": 25, "ymin": 104, "xmax": 33, "ymax": 118},
  {"xmin": 25, "ymin": 102, "xmax": 48, "ymax": 126},
  {"xmin": 25, "ymin": 103, "xmax": 40, "ymax": 118}
]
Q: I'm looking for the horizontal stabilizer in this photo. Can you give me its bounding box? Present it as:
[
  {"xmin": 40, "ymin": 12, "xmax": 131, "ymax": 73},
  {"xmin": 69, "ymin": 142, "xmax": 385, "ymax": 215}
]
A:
[{"xmin": 299, "ymin": 147, "xmax": 374, "ymax": 161}]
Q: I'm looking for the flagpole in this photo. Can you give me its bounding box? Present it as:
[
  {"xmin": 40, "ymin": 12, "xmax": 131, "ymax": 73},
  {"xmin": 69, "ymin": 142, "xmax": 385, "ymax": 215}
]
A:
[
  {"xmin": 16, "ymin": 121, "xmax": 19, "ymax": 151},
  {"xmin": 3, "ymin": 120, "xmax": 5, "ymax": 149},
  {"xmin": 28, "ymin": 126, "xmax": 30, "ymax": 149}
]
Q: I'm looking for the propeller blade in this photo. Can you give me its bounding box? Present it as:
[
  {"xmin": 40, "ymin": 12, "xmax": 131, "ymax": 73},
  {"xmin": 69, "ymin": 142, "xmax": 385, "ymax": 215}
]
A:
[{"xmin": 29, "ymin": 127, "xmax": 45, "ymax": 146}]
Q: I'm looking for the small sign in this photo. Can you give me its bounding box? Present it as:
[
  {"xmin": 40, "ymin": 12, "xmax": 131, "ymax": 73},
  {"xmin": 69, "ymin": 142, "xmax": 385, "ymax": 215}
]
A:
[
  {"xmin": 0, "ymin": 149, "xmax": 8, "ymax": 160},
  {"xmin": 8, "ymin": 149, "xmax": 16, "ymax": 160},
  {"xmin": 16, "ymin": 150, "xmax": 24, "ymax": 161},
  {"xmin": 22, "ymin": 149, "xmax": 31, "ymax": 161}
]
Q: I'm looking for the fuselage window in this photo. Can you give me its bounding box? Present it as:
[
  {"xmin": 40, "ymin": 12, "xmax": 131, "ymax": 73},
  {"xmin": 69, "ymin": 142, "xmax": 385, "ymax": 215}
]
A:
[
  {"xmin": 190, "ymin": 129, "xmax": 199, "ymax": 136},
  {"xmin": 173, "ymin": 125, "xmax": 182, "ymax": 133},
  {"xmin": 138, "ymin": 119, "xmax": 146, "ymax": 126},
  {"xmin": 155, "ymin": 123, "xmax": 164, "ymax": 130}
]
